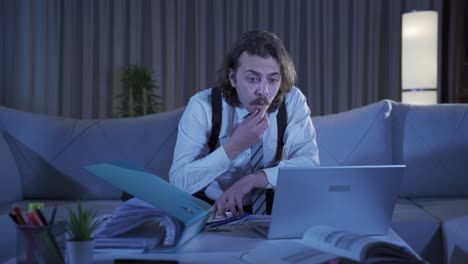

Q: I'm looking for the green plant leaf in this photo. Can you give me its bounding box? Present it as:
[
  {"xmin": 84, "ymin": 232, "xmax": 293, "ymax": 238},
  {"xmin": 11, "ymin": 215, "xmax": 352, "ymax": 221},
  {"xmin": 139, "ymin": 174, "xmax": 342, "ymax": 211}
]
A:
[
  {"xmin": 64, "ymin": 203, "xmax": 103, "ymax": 241},
  {"xmin": 115, "ymin": 64, "xmax": 162, "ymax": 117}
]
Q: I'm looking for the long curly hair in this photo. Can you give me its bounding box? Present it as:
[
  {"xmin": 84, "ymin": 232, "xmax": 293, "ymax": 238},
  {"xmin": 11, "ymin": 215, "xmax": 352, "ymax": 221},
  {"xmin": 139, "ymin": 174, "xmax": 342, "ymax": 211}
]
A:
[{"xmin": 215, "ymin": 30, "xmax": 296, "ymax": 112}]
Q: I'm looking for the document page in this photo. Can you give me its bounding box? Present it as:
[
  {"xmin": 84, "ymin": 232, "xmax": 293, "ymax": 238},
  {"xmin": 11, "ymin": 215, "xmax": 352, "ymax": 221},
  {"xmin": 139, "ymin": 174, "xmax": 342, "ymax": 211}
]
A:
[
  {"xmin": 93, "ymin": 198, "xmax": 182, "ymax": 249},
  {"xmin": 241, "ymin": 225, "xmax": 421, "ymax": 264},
  {"xmin": 302, "ymin": 225, "xmax": 418, "ymax": 263},
  {"xmin": 302, "ymin": 226, "xmax": 374, "ymax": 261},
  {"xmin": 94, "ymin": 221, "xmax": 165, "ymax": 250},
  {"xmin": 240, "ymin": 240, "xmax": 337, "ymax": 264}
]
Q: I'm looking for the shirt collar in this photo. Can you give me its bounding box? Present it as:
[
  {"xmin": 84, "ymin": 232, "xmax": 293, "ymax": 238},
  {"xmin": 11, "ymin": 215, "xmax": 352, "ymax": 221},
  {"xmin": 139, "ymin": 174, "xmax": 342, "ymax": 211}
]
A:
[{"xmin": 235, "ymin": 106, "xmax": 250, "ymax": 120}]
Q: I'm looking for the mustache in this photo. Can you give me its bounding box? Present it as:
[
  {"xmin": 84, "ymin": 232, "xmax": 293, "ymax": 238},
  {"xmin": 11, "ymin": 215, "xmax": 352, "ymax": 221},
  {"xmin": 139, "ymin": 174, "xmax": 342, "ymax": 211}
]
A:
[{"xmin": 249, "ymin": 97, "xmax": 271, "ymax": 105}]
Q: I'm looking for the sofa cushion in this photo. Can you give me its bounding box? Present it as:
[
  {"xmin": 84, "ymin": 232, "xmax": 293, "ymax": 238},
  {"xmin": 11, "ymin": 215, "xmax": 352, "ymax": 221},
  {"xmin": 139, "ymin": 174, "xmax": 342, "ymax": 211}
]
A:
[
  {"xmin": 392, "ymin": 103, "xmax": 468, "ymax": 197},
  {"xmin": 413, "ymin": 198, "xmax": 468, "ymax": 264},
  {"xmin": 80, "ymin": 108, "xmax": 184, "ymax": 183},
  {"xmin": 4, "ymin": 131, "xmax": 111, "ymax": 199},
  {"xmin": 391, "ymin": 199, "xmax": 443, "ymax": 264},
  {"xmin": 444, "ymin": 215, "xmax": 468, "ymax": 264},
  {"xmin": 311, "ymin": 100, "xmax": 393, "ymax": 166},
  {"xmin": 0, "ymin": 106, "xmax": 184, "ymax": 200}
]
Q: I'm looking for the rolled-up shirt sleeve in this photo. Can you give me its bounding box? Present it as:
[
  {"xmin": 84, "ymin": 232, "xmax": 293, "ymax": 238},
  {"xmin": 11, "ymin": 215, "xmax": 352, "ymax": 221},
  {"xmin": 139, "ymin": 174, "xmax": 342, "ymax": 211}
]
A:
[{"xmin": 169, "ymin": 96, "xmax": 231, "ymax": 194}]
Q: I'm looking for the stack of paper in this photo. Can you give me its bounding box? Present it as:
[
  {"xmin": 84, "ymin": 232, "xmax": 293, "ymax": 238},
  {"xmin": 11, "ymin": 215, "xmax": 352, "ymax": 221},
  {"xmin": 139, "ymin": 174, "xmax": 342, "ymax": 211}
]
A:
[
  {"xmin": 204, "ymin": 212, "xmax": 251, "ymax": 231},
  {"xmin": 93, "ymin": 198, "xmax": 182, "ymax": 250},
  {"xmin": 85, "ymin": 161, "xmax": 213, "ymax": 250}
]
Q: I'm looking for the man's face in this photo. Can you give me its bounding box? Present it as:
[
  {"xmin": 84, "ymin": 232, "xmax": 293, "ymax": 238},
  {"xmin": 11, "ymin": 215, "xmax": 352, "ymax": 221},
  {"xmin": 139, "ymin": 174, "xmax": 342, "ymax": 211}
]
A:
[{"xmin": 229, "ymin": 52, "xmax": 281, "ymax": 114}]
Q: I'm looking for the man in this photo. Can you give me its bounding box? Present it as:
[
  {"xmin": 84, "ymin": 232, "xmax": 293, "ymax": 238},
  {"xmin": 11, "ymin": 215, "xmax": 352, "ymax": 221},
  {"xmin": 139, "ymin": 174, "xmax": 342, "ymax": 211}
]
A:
[{"xmin": 169, "ymin": 30, "xmax": 319, "ymax": 218}]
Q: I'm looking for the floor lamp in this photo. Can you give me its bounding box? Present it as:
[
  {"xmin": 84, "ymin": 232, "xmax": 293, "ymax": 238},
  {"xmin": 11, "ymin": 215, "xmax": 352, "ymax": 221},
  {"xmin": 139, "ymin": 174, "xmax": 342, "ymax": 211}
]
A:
[{"xmin": 401, "ymin": 11, "xmax": 439, "ymax": 105}]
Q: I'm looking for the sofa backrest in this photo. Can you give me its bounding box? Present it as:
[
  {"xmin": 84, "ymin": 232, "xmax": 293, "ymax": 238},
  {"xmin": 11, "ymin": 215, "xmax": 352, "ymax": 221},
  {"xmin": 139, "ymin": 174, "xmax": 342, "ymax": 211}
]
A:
[
  {"xmin": 312, "ymin": 100, "xmax": 468, "ymax": 198},
  {"xmin": 2, "ymin": 100, "xmax": 467, "ymax": 202},
  {"xmin": 312, "ymin": 100, "xmax": 393, "ymax": 167},
  {"xmin": 0, "ymin": 106, "xmax": 184, "ymax": 201},
  {"xmin": 392, "ymin": 103, "xmax": 468, "ymax": 197}
]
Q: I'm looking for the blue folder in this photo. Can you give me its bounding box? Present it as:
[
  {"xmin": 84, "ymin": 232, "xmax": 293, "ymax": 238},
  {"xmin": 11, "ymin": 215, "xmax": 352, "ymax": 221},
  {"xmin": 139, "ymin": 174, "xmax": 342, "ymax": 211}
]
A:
[{"xmin": 83, "ymin": 160, "xmax": 213, "ymax": 250}]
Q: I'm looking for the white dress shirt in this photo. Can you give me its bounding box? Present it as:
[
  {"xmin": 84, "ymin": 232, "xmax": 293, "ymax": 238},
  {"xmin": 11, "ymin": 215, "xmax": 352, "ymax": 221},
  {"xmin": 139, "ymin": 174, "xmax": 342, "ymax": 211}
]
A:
[{"xmin": 169, "ymin": 86, "xmax": 320, "ymax": 203}]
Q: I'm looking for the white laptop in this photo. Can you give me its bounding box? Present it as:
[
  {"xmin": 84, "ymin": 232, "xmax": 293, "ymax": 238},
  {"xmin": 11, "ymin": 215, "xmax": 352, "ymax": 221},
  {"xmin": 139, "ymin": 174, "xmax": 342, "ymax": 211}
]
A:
[{"xmin": 250, "ymin": 165, "xmax": 405, "ymax": 239}]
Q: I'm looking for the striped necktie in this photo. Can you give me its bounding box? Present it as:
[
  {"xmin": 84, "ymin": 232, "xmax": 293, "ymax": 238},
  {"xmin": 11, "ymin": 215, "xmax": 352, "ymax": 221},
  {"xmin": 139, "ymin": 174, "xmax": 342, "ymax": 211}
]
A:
[
  {"xmin": 250, "ymin": 140, "xmax": 266, "ymax": 215},
  {"xmin": 250, "ymin": 140, "xmax": 263, "ymax": 173}
]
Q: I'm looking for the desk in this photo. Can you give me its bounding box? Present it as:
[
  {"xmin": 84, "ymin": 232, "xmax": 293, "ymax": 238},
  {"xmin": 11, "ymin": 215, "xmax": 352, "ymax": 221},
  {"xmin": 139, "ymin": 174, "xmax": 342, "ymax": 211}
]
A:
[
  {"xmin": 4, "ymin": 225, "xmax": 412, "ymax": 264},
  {"xmin": 92, "ymin": 226, "xmax": 411, "ymax": 264},
  {"xmin": 94, "ymin": 226, "xmax": 267, "ymax": 264}
]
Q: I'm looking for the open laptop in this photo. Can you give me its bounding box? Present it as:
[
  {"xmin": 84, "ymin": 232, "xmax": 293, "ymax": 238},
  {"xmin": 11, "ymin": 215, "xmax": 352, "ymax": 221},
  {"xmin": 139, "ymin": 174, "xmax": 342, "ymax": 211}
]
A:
[{"xmin": 250, "ymin": 165, "xmax": 404, "ymax": 239}]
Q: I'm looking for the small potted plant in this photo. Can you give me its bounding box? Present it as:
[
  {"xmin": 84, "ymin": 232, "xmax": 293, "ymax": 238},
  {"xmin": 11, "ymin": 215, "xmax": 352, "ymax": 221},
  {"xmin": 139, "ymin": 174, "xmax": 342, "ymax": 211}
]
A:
[{"xmin": 64, "ymin": 203, "xmax": 102, "ymax": 264}]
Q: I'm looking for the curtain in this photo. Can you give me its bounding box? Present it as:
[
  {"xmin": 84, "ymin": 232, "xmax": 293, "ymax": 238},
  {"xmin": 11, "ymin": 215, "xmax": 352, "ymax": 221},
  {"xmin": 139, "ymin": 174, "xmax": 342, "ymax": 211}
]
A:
[
  {"xmin": 441, "ymin": 0, "xmax": 465, "ymax": 103},
  {"xmin": 0, "ymin": 0, "xmax": 454, "ymax": 118}
]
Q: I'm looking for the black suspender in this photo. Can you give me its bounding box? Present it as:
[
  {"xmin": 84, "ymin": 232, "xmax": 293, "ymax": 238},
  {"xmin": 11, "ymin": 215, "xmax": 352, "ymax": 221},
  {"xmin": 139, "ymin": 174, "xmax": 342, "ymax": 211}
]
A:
[
  {"xmin": 208, "ymin": 87, "xmax": 287, "ymax": 161},
  {"xmin": 275, "ymin": 98, "xmax": 287, "ymax": 162},
  {"xmin": 208, "ymin": 87, "xmax": 223, "ymax": 153}
]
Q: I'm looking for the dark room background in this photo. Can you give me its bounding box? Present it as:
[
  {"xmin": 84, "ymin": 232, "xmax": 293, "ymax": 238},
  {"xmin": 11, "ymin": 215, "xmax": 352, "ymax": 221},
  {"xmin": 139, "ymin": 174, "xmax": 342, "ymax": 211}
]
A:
[{"xmin": 0, "ymin": 0, "xmax": 465, "ymax": 118}]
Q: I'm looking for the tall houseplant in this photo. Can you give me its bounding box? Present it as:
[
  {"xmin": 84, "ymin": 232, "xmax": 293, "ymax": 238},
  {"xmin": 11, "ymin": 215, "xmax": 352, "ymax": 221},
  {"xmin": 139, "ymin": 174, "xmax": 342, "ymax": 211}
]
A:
[{"xmin": 115, "ymin": 64, "xmax": 161, "ymax": 117}]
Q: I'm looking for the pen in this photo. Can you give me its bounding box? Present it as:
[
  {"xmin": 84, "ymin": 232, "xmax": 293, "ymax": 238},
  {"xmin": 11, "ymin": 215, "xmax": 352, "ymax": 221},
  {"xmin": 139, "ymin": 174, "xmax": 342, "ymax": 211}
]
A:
[
  {"xmin": 26, "ymin": 212, "xmax": 43, "ymax": 226},
  {"xmin": 25, "ymin": 212, "xmax": 65, "ymax": 263},
  {"xmin": 49, "ymin": 205, "xmax": 57, "ymax": 225},
  {"xmin": 9, "ymin": 212, "xmax": 20, "ymax": 225},
  {"xmin": 35, "ymin": 208, "xmax": 48, "ymax": 226},
  {"xmin": 13, "ymin": 206, "xmax": 26, "ymax": 225}
]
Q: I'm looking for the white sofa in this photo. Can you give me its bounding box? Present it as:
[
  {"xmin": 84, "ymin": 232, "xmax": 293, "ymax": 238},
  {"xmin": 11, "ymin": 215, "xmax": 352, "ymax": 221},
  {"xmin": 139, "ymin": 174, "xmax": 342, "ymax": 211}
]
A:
[{"xmin": 0, "ymin": 100, "xmax": 467, "ymax": 263}]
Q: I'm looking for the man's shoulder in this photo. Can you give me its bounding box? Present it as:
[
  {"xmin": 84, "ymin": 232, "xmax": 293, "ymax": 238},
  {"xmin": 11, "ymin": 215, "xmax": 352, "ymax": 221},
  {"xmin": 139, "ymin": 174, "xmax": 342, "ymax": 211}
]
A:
[
  {"xmin": 190, "ymin": 88, "xmax": 212, "ymax": 101},
  {"xmin": 284, "ymin": 86, "xmax": 306, "ymax": 106},
  {"xmin": 286, "ymin": 86, "xmax": 303, "ymax": 98},
  {"xmin": 186, "ymin": 88, "xmax": 214, "ymax": 108},
  {"xmin": 189, "ymin": 87, "xmax": 232, "ymax": 109}
]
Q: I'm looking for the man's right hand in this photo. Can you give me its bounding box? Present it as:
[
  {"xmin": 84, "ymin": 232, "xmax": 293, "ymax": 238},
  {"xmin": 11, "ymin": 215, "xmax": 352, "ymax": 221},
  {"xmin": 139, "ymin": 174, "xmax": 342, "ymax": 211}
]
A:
[
  {"xmin": 223, "ymin": 109, "xmax": 269, "ymax": 160},
  {"xmin": 211, "ymin": 171, "xmax": 269, "ymax": 219}
]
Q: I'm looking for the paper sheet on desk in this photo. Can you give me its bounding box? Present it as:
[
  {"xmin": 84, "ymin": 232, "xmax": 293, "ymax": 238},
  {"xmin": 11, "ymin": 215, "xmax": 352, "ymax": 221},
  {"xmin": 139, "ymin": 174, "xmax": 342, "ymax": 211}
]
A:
[
  {"xmin": 93, "ymin": 198, "xmax": 182, "ymax": 249},
  {"xmin": 94, "ymin": 222, "xmax": 165, "ymax": 250},
  {"xmin": 240, "ymin": 241, "xmax": 337, "ymax": 264},
  {"xmin": 204, "ymin": 212, "xmax": 251, "ymax": 230}
]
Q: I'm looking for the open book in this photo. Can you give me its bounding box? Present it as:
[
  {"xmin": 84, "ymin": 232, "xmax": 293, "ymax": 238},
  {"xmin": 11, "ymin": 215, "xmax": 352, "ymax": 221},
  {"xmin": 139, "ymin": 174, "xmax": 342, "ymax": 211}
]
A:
[{"xmin": 241, "ymin": 225, "xmax": 427, "ymax": 264}]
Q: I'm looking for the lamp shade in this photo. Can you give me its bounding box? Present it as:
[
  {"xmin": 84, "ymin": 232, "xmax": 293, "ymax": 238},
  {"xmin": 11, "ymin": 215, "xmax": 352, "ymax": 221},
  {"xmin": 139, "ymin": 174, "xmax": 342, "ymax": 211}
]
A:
[{"xmin": 401, "ymin": 11, "xmax": 438, "ymax": 105}]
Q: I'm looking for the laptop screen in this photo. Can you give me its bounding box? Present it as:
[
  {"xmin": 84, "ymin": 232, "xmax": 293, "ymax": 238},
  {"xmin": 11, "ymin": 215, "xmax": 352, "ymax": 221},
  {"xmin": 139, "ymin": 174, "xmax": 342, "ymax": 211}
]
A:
[{"xmin": 266, "ymin": 165, "xmax": 404, "ymax": 239}]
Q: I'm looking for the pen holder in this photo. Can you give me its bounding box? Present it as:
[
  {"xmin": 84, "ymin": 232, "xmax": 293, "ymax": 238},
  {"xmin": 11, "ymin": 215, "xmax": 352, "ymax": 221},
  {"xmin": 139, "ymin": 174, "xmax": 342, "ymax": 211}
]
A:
[{"xmin": 16, "ymin": 221, "xmax": 66, "ymax": 264}]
